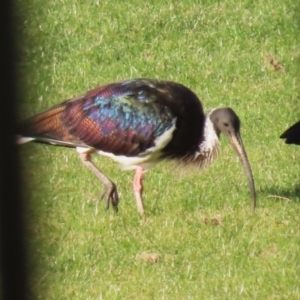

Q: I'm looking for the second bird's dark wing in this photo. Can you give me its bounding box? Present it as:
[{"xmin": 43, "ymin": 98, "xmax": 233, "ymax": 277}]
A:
[{"xmin": 280, "ymin": 120, "xmax": 300, "ymax": 145}]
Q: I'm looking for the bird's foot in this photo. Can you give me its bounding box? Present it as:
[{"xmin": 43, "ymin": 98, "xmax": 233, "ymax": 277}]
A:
[{"xmin": 100, "ymin": 182, "xmax": 119, "ymax": 213}]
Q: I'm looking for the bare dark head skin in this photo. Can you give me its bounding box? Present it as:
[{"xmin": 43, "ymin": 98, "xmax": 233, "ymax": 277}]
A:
[{"xmin": 210, "ymin": 107, "xmax": 256, "ymax": 210}]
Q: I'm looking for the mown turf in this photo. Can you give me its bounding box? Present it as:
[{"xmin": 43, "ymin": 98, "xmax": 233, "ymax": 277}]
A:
[{"xmin": 17, "ymin": 0, "xmax": 300, "ymax": 299}]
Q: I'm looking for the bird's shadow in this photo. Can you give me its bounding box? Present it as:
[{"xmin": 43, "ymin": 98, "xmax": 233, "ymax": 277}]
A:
[{"xmin": 260, "ymin": 184, "xmax": 300, "ymax": 204}]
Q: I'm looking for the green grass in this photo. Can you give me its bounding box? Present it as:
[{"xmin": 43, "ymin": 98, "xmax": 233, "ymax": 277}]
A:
[{"xmin": 17, "ymin": 0, "xmax": 300, "ymax": 299}]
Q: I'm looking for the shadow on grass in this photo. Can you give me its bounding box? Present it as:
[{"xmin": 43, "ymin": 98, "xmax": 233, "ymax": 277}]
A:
[{"xmin": 260, "ymin": 184, "xmax": 300, "ymax": 204}]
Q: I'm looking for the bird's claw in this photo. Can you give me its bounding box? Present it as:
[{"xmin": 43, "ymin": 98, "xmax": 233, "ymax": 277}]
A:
[{"xmin": 100, "ymin": 183, "xmax": 119, "ymax": 213}]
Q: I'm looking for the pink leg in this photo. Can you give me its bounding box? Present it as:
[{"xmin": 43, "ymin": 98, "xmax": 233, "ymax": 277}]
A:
[{"xmin": 133, "ymin": 166, "xmax": 145, "ymax": 215}]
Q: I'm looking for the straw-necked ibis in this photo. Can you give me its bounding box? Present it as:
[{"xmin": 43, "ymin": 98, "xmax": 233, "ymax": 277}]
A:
[
  {"xmin": 280, "ymin": 120, "xmax": 300, "ymax": 145},
  {"xmin": 18, "ymin": 78, "xmax": 256, "ymax": 215}
]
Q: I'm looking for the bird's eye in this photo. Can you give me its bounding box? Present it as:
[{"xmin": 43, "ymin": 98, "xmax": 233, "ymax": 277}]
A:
[{"xmin": 223, "ymin": 123, "xmax": 229, "ymax": 127}]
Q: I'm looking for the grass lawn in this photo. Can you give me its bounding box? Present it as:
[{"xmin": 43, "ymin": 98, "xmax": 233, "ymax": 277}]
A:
[{"xmin": 17, "ymin": 0, "xmax": 300, "ymax": 299}]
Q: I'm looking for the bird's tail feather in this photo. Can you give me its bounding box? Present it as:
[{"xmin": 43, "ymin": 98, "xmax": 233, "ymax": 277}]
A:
[{"xmin": 18, "ymin": 103, "xmax": 82, "ymax": 147}]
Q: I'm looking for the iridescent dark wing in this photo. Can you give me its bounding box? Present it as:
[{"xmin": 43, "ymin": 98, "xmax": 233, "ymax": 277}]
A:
[{"xmin": 19, "ymin": 79, "xmax": 177, "ymax": 156}]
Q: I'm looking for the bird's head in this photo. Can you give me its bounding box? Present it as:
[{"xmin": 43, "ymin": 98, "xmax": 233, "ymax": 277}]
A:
[{"xmin": 209, "ymin": 107, "xmax": 256, "ymax": 210}]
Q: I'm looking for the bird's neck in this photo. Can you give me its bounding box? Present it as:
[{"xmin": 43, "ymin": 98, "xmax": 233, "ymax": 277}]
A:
[
  {"xmin": 200, "ymin": 110, "xmax": 220, "ymax": 151},
  {"xmin": 192, "ymin": 110, "xmax": 220, "ymax": 167}
]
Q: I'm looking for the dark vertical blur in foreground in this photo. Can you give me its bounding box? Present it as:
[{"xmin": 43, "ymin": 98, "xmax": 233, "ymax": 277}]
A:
[{"xmin": 0, "ymin": 0, "xmax": 29, "ymax": 299}]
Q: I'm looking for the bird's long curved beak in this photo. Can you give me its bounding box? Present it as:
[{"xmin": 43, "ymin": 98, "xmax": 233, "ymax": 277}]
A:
[{"xmin": 228, "ymin": 133, "xmax": 256, "ymax": 210}]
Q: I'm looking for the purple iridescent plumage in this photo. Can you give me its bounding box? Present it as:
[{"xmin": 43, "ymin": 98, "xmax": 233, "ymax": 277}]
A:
[{"xmin": 19, "ymin": 79, "xmax": 205, "ymax": 158}]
